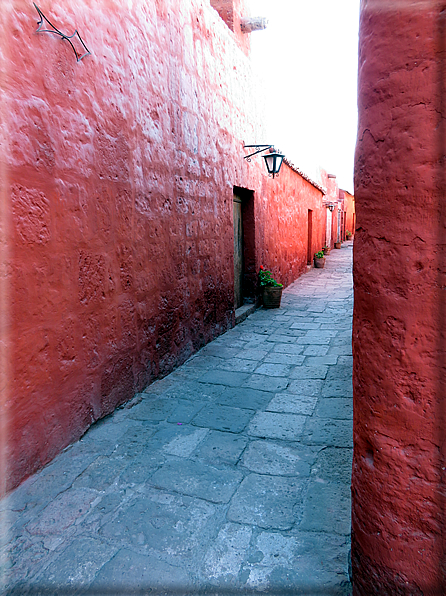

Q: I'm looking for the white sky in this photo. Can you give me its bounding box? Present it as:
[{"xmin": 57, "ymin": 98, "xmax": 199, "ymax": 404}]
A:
[{"xmin": 245, "ymin": 0, "xmax": 360, "ymax": 193}]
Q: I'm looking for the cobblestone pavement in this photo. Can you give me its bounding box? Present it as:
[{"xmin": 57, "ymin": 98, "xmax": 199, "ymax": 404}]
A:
[{"xmin": 1, "ymin": 243, "xmax": 353, "ymax": 596}]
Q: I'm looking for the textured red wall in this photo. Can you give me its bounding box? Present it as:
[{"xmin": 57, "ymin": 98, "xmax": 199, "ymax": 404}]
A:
[
  {"xmin": 352, "ymin": 0, "xmax": 446, "ymax": 594},
  {"xmin": 343, "ymin": 191, "xmax": 355, "ymax": 236},
  {"xmin": 1, "ymin": 0, "xmax": 329, "ymax": 493},
  {"xmin": 258, "ymin": 164, "xmax": 325, "ymax": 286}
]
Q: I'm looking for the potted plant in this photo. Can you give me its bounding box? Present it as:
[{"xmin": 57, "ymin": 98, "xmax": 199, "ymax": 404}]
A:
[
  {"xmin": 314, "ymin": 250, "xmax": 325, "ymax": 268},
  {"xmin": 323, "ymin": 245, "xmax": 331, "ymax": 255},
  {"xmin": 346, "ymin": 230, "xmax": 352, "ymax": 240},
  {"xmin": 334, "ymin": 241, "xmax": 342, "ymax": 249},
  {"xmin": 259, "ymin": 266, "xmax": 283, "ymax": 308}
]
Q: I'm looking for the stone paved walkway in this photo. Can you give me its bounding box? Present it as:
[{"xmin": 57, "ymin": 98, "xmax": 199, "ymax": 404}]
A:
[{"xmin": 1, "ymin": 243, "xmax": 353, "ymax": 596}]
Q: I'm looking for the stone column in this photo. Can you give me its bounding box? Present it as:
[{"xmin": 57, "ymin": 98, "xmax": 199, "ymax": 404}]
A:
[{"xmin": 352, "ymin": 0, "xmax": 445, "ymax": 594}]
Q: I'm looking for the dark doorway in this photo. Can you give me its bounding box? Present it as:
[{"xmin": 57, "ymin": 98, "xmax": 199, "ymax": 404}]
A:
[
  {"xmin": 307, "ymin": 209, "xmax": 313, "ymax": 265},
  {"xmin": 233, "ymin": 187, "xmax": 255, "ymax": 309}
]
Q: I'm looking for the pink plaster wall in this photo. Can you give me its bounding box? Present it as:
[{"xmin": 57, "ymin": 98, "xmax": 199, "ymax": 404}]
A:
[{"xmin": 258, "ymin": 164, "xmax": 326, "ymax": 283}]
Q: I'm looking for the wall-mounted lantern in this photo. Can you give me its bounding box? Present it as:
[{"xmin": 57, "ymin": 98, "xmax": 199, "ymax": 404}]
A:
[
  {"xmin": 244, "ymin": 145, "xmax": 285, "ymax": 178},
  {"xmin": 328, "ymin": 204, "xmax": 335, "ymax": 212}
]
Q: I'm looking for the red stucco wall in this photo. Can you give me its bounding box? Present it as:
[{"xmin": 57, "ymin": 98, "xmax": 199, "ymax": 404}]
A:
[
  {"xmin": 258, "ymin": 164, "xmax": 326, "ymax": 286},
  {"xmin": 343, "ymin": 190, "xmax": 355, "ymax": 237},
  {"xmin": 0, "ymin": 0, "xmax": 328, "ymax": 493},
  {"xmin": 352, "ymin": 0, "xmax": 446, "ymax": 594}
]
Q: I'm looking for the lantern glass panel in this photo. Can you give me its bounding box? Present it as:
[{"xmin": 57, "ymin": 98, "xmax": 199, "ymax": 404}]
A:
[
  {"xmin": 264, "ymin": 154, "xmax": 275, "ymax": 173},
  {"xmin": 275, "ymin": 154, "xmax": 284, "ymax": 172}
]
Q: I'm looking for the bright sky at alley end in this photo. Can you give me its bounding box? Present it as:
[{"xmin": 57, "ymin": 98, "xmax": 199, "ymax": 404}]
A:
[{"xmin": 246, "ymin": 0, "xmax": 360, "ymax": 193}]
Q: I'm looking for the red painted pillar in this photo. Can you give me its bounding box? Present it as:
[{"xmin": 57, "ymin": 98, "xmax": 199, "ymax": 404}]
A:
[{"xmin": 352, "ymin": 1, "xmax": 446, "ymax": 594}]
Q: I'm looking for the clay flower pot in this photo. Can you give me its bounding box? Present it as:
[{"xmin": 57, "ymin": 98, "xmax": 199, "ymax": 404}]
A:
[
  {"xmin": 323, "ymin": 247, "xmax": 331, "ymax": 255},
  {"xmin": 262, "ymin": 286, "xmax": 282, "ymax": 308},
  {"xmin": 334, "ymin": 242, "xmax": 342, "ymax": 249},
  {"xmin": 314, "ymin": 257, "xmax": 325, "ymax": 268}
]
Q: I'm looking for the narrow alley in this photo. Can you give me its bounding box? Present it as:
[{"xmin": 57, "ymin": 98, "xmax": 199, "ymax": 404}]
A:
[{"xmin": 1, "ymin": 243, "xmax": 353, "ymax": 596}]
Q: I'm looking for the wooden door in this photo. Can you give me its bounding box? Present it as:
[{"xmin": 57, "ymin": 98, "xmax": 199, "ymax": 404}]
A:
[
  {"xmin": 307, "ymin": 210, "xmax": 313, "ymax": 264},
  {"xmin": 233, "ymin": 194, "xmax": 243, "ymax": 309}
]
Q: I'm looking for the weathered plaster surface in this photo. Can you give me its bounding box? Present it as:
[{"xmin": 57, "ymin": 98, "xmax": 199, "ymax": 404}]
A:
[{"xmin": 352, "ymin": 0, "xmax": 446, "ymax": 593}]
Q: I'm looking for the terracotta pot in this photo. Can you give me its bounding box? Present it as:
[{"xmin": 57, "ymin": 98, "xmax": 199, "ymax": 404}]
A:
[
  {"xmin": 323, "ymin": 247, "xmax": 331, "ymax": 255},
  {"xmin": 314, "ymin": 257, "xmax": 325, "ymax": 268},
  {"xmin": 262, "ymin": 286, "xmax": 282, "ymax": 308},
  {"xmin": 334, "ymin": 242, "xmax": 342, "ymax": 249}
]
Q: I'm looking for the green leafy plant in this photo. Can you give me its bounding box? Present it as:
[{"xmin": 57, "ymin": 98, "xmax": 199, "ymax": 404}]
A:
[
  {"xmin": 323, "ymin": 246, "xmax": 329, "ymax": 250},
  {"xmin": 259, "ymin": 266, "xmax": 283, "ymax": 288},
  {"xmin": 346, "ymin": 231, "xmax": 352, "ymax": 238},
  {"xmin": 315, "ymin": 250, "xmax": 324, "ymax": 259}
]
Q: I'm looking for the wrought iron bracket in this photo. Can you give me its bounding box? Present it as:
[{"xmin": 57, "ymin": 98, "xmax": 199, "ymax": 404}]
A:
[
  {"xmin": 33, "ymin": 3, "xmax": 91, "ymax": 62},
  {"xmin": 243, "ymin": 144, "xmax": 273, "ymax": 162}
]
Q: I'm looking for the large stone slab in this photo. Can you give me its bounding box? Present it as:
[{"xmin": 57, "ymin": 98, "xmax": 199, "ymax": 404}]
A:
[
  {"xmin": 290, "ymin": 322, "xmax": 321, "ymax": 330},
  {"xmin": 295, "ymin": 336, "xmax": 331, "ymax": 345},
  {"xmin": 299, "ymin": 480, "xmax": 351, "ymax": 535},
  {"xmin": 192, "ymin": 430, "xmax": 248, "ymax": 465},
  {"xmin": 100, "ymin": 489, "xmax": 218, "ymax": 563},
  {"xmin": 227, "ymin": 474, "xmax": 306, "ymax": 530},
  {"xmin": 254, "ymin": 363, "xmax": 292, "ymax": 377},
  {"xmin": 303, "ymin": 355, "xmax": 339, "ymax": 365},
  {"xmin": 247, "ymin": 412, "xmax": 306, "ymax": 441},
  {"xmin": 72, "ymin": 455, "xmax": 128, "ymax": 490},
  {"xmin": 199, "ymin": 370, "xmax": 250, "ymax": 387},
  {"xmin": 33, "ymin": 537, "xmax": 117, "ymax": 590},
  {"xmin": 149, "ymin": 460, "xmax": 243, "ymax": 503},
  {"xmin": 241, "ymin": 531, "xmax": 351, "ymax": 593},
  {"xmin": 91, "ymin": 548, "xmax": 191, "ymax": 592},
  {"xmin": 166, "ymin": 398, "xmax": 208, "ymax": 424},
  {"xmin": 265, "ymin": 334, "xmax": 298, "ymax": 344},
  {"xmin": 322, "ymin": 379, "xmax": 353, "ymax": 397},
  {"xmin": 0, "ymin": 442, "xmax": 99, "ymax": 517},
  {"xmin": 243, "ymin": 375, "xmax": 289, "ymax": 393},
  {"xmin": 127, "ymin": 397, "xmax": 176, "ymax": 421},
  {"xmin": 215, "ymin": 358, "xmax": 258, "ymax": 373},
  {"xmin": 161, "ymin": 427, "xmax": 209, "ymax": 457},
  {"xmin": 216, "ymin": 387, "xmax": 273, "ymax": 410},
  {"xmin": 235, "ymin": 348, "xmax": 270, "ymax": 361},
  {"xmin": 26, "ymin": 489, "xmax": 98, "ymax": 537},
  {"xmin": 289, "ymin": 365, "xmax": 328, "ymax": 379},
  {"xmin": 303, "ymin": 344, "xmax": 329, "ymax": 356},
  {"xmin": 201, "ymin": 523, "xmax": 252, "ymax": 585},
  {"xmin": 112, "ymin": 422, "xmax": 160, "ymax": 457},
  {"xmin": 266, "ymin": 392, "xmax": 318, "ymax": 416},
  {"xmin": 287, "ymin": 379, "xmax": 324, "ymax": 396},
  {"xmin": 159, "ymin": 381, "xmax": 224, "ymax": 401},
  {"xmin": 311, "ymin": 447, "xmax": 353, "ymax": 484},
  {"xmin": 326, "ymin": 364, "xmax": 353, "ymax": 380},
  {"xmin": 302, "ymin": 418, "xmax": 353, "ymax": 447},
  {"xmin": 241, "ymin": 441, "xmax": 319, "ymax": 477},
  {"xmin": 272, "ymin": 344, "xmax": 305, "ymax": 355},
  {"xmin": 263, "ymin": 352, "xmax": 305, "ymax": 365},
  {"xmin": 199, "ymin": 344, "xmax": 243, "ymax": 359},
  {"xmin": 191, "ymin": 403, "xmax": 254, "ymax": 433},
  {"xmin": 315, "ymin": 397, "xmax": 353, "ymax": 419}
]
